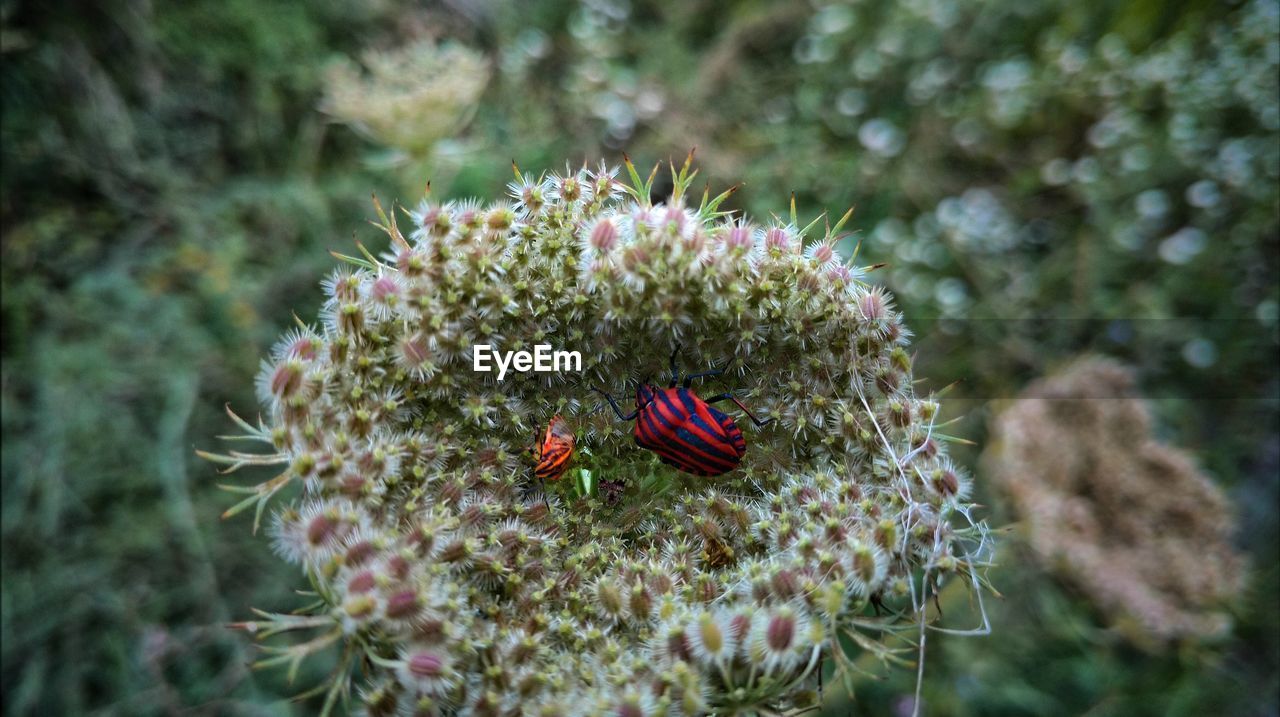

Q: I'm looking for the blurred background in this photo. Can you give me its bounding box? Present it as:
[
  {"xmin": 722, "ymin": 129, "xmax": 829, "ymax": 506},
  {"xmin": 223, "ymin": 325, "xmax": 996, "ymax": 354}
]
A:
[{"xmin": 1, "ymin": 0, "xmax": 1276, "ymax": 714}]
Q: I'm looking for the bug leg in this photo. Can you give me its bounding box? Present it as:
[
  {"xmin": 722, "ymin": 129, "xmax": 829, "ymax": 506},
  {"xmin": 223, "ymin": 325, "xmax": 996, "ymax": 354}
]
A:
[
  {"xmin": 591, "ymin": 388, "xmax": 638, "ymax": 421},
  {"xmin": 703, "ymin": 393, "xmax": 774, "ymax": 427},
  {"xmin": 682, "ymin": 368, "xmax": 724, "ymax": 388},
  {"xmin": 668, "ymin": 345, "xmax": 681, "ymax": 387}
]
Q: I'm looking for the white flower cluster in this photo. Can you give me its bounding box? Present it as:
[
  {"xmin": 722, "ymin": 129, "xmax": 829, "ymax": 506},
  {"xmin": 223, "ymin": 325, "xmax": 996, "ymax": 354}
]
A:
[{"xmin": 213, "ymin": 160, "xmax": 990, "ymax": 715}]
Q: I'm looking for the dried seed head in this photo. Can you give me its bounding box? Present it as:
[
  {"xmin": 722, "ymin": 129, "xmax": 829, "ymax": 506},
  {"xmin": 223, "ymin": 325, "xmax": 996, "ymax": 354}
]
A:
[{"xmin": 988, "ymin": 357, "xmax": 1244, "ymax": 644}]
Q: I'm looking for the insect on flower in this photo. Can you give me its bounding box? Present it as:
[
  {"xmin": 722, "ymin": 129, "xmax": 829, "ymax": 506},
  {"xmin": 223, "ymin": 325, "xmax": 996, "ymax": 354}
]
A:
[
  {"xmin": 592, "ymin": 347, "xmax": 772, "ymax": 476},
  {"xmin": 531, "ymin": 414, "xmax": 576, "ymax": 482}
]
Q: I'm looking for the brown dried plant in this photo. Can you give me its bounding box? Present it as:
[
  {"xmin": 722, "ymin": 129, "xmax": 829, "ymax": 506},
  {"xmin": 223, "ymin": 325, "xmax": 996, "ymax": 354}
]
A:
[{"xmin": 987, "ymin": 357, "xmax": 1245, "ymax": 646}]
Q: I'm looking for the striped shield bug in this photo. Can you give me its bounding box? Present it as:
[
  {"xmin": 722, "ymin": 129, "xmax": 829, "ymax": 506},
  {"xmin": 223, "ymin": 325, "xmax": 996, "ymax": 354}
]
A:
[
  {"xmin": 531, "ymin": 414, "xmax": 575, "ymax": 482},
  {"xmin": 592, "ymin": 348, "xmax": 772, "ymax": 476}
]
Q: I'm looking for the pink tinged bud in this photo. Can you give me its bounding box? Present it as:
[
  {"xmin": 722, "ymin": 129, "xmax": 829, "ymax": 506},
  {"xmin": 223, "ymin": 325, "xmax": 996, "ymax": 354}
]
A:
[
  {"xmin": 346, "ymin": 540, "xmax": 376, "ymax": 566},
  {"xmin": 766, "ymin": 613, "xmax": 796, "ymax": 651},
  {"xmin": 288, "ymin": 338, "xmax": 317, "ymax": 360},
  {"xmin": 840, "ymin": 482, "xmax": 862, "ymax": 503},
  {"xmin": 371, "ymin": 276, "xmax": 400, "ymax": 303},
  {"xmin": 684, "ymin": 229, "xmax": 707, "ymax": 254},
  {"xmin": 663, "ymin": 205, "xmax": 687, "ymax": 233},
  {"xmin": 858, "ymin": 292, "xmax": 886, "ymax": 321},
  {"xmin": 408, "ymin": 652, "xmax": 444, "ymax": 678},
  {"xmin": 439, "ymin": 539, "xmax": 469, "ymax": 563},
  {"xmin": 333, "ymin": 275, "xmax": 360, "ymax": 302},
  {"xmin": 387, "ymin": 554, "xmax": 411, "ymax": 580},
  {"xmin": 638, "ymin": 206, "xmax": 663, "ymax": 227},
  {"xmin": 348, "ymin": 569, "xmax": 376, "ymax": 593},
  {"xmin": 725, "ymin": 225, "xmax": 753, "ymax": 250},
  {"xmin": 439, "ymin": 480, "xmax": 464, "ymax": 506},
  {"xmin": 416, "ymin": 618, "xmax": 446, "ymax": 640},
  {"xmin": 400, "ymin": 335, "xmax": 430, "ymax": 366},
  {"xmin": 622, "ymin": 245, "xmax": 651, "ymax": 271},
  {"xmin": 590, "ymin": 219, "xmax": 619, "ymax": 251},
  {"xmin": 587, "ymin": 258, "xmax": 612, "ymax": 282},
  {"xmin": 828, "ymin": 265, "xmax": 852, "ymax": 283},
  {"xmin": 271, "ymin": 362, "xmax": 304, "ymax": 398},
  {"xmin": 340, "ymin": 474, "xmax": 366, "ymax": 496},
  {"xmin": 766, "ymin": 227, "xmax": 792, "ymax": 251},
  {"xmin": 385, "ymin": 589, "xmax": 420, "ymax": 618},
  {"xmin": 617, "ymin": 701, "xmax": 643, "ymax": 717},
  {"xmin": 521, "ymin": 186, "xmax": 540, "ymax": 208},
  {"xmin": 772, "ymin": 569, "xmax": 799, "ymax": 599},
  {"xmin": 730, "ymin": 613, "xmax": 752, "ymax": 640},
  {"xmin": 422, "ymin": 207, "xmax": 451, "ymax": 236},
  {"xmin": 307, "ymin": 515, "xmax": 337, "ymax": 546}
]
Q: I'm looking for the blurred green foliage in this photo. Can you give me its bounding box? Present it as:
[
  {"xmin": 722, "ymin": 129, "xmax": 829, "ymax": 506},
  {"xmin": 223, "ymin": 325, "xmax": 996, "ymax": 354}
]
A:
[
  {"xmin": 2, "ymin": 0, "xmax": 1276, "ymax": 714},
  {"xmin": 2, "ymin": 1, "xmax": 395, "ymax": 713}
]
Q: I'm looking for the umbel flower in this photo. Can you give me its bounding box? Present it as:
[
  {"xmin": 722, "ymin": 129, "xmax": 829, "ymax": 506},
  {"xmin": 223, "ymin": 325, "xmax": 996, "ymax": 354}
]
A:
[
  {"xmin": 322, "ymin": 39, "xmax": 490, "ymax": 155},
  {"xmin": 985, "ymin": 357, "xmax": 1245, "ymax": 647},
  {"xmin": 204, "ymin": 156, "xmax": 993, "ymax": 715}
]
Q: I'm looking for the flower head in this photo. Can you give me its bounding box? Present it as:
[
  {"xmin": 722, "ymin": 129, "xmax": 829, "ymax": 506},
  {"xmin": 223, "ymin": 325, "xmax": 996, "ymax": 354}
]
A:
[{"xmin": 210, "ymin": 159, "xmax": 990, "ymax": 712}]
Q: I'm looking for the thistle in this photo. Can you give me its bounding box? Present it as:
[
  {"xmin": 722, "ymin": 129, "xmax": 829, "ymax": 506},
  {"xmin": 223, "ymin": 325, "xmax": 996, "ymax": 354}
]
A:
[{"xmin": 204, "ymin": 155, "xmax": 993, "ymax": 715}]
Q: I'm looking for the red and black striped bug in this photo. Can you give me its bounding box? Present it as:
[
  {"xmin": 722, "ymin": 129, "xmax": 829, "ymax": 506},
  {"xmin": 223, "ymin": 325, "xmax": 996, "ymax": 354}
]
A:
[
  {"xmin": 531, "ymin": 414, "xmax": 575, "ymax": 483},
  {"xmin": 592, "ymin": 348, "xmax": 772, "ymax": 476},
  {"xmin": 526, "ymin": 414, "xmax": 575, "ymax": 505}
]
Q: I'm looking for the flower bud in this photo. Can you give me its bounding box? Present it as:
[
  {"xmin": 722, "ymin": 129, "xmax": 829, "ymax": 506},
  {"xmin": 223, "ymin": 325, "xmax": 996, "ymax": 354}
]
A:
[{"xmin": 590, "ymin": 218, "xmax": 619, "ymax": 252}]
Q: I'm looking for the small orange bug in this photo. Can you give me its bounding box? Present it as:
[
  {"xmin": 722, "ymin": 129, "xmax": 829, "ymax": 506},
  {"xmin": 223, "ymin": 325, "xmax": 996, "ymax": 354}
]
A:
[{"xmin": 531, "ymin": 415, "xmax": 575, "ymax": 483}]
